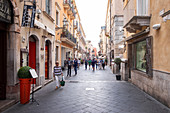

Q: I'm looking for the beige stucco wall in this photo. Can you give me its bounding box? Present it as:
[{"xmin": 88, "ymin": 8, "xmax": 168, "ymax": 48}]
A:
[{"xmin": 149, "ymin": 0, "xmax": 170, "ymax": 72}]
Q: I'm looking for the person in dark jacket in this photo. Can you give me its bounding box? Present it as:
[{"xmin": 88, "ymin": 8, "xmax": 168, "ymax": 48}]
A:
[
  {"xmin": 67, "ymin": 57, "xmax": 72, "ymax": 77},
  {"xmin": 85, "ymin": 59, "xmax": 88, "ymax": 70},
  {"xmin": 73, "ymin": 58, "xmax": 78, "ymax": 75},
  {"xmin": 92, "ymin": 58, "xmax": 96, "ymax": 71}
]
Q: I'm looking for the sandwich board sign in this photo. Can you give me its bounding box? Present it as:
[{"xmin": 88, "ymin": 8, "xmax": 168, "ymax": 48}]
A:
[{"xmin": 29, "ymin": 69, "xmax": 38, "ymax": 78}]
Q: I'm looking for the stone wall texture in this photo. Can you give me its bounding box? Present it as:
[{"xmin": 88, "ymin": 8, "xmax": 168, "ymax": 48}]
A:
[{"xmin": 131, "ymin": 70, "xmax": 170, "ymax": 108}]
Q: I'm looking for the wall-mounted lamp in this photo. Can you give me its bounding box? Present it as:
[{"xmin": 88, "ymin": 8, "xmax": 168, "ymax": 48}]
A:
[{"xmin": 153, "ymin": 24, "xmax": 161, "ymax": 30}]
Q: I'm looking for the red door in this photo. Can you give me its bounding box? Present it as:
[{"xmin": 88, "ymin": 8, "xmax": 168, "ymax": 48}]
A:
[
  {"xmin": 29, "ymin": 41, "xmax": 36, "ymax": 84},
  {"xmin": 45, "ymin": 45, "xmax": 49, "ymax": 79}
]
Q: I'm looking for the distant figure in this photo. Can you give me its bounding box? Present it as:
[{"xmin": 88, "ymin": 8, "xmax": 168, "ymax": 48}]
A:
[
  {"xmin": 102, "ymin": 59, "xmax": 105, "ymax": 70},
  {"xmin": 99, "ymin": 59, "xmax": 103, "ymax": 70},
  {"xmin": 92, "ymin": 58, "xmax": 96, "ymax": 71},
  {"xmin": 67, "ymin": 58, "xmax": 72, "ymax": 77},
  {"xmin": 88, "ymin": 59, "xmax": 92, "ymax": 70},
  {"xmin": 95, "ymin": 58, "xmax": 98, "ymax": 70},
  {"xmin": 73, "ymin": 58, "xmax": 78, "ymax": 75},
  {"xmin": 85, "ymin": 59, "xmax": 88, "ymax": 70},
  {"xmin": 78, "ymin": 58, "xmax": 81, "ymax": 69}
]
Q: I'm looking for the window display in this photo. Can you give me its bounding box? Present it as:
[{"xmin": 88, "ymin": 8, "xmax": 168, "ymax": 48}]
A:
[{"xmin": 136, "ymin": 40, "xmax": 146, "ymax": 72}]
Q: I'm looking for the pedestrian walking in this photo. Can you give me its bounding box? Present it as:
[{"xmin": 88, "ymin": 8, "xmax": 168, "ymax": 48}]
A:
[
  {"xmin": 53, "ymin": 61, "xmax": 64, "ymax": 89},
  {"xmin": 92, "ymin": 58, "xmax": 96, "ymax": 71},
  {"xmin": 102, "ymin": 58, "xmax": 105, "ymax": 70},
  {"xmin": 85, "ymin": 59, "xmax": 88, "ymax": 70},
  {"xmin": 95, "ymin": 58, "xmax": 98, "ymax": 70},
  {"xmin": 88, "ymin": 59, "xmax": 92, "ymax": 70},
  {"xmin": 73, "ymin": 58, "xmax": 78, "ymax": 75},
  {"xmin": 99, "ymin": 58, "xmax": 103, "ymax": 70},
  {"xmin": 78, "ymin": 58, "xmax": 81, "ymax": 69},
  {"xmin": 67, "ymin": 57, "xmax": 72, "ymax": 77}
]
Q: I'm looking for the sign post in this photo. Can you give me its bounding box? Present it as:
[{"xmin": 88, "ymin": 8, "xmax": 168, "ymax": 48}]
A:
[{"xmin": 29, "ymin": 69, "xmax": 39, "ymax": 105}]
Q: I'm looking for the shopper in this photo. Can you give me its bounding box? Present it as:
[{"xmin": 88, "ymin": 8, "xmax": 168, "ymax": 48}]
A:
[{"xmin": 53, "ymin": 61, "xmax": 64, "ymax": 89}]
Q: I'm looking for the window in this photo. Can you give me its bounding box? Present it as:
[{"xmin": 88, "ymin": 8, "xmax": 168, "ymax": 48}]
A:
[
  {"xmin": 137, "ymin": 0, "xmax": 148, "ymax": 16},
  {"xmin": 136, "ymin": 40, "xmax": 146, "ymax": 72},
  {"xmin": 56, "ymin": 11, "xmax": 59, "ymax": 25},
  {"xmin": 46, "ymin": 0, "xmax": 50, "ymax": 15},
  {"xmin": 131, "ymin": 37, "xmax": 152, "ymax": 76}
]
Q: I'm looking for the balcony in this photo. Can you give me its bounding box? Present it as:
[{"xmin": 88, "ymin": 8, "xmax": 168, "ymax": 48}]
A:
[
  {"xmin": 74, "ymin": 20, "xmax": 78, "ymax": 29},
  {"xmin": 123, "ymin": 0, "xmax": 151, "ymax": 33},
  {"xmin": 61, "ymin": 29, "xmax": 76, "ymax": 46},
  {"xmin": 63, "ymin": 0, "xmax": 72, "ymax": 9}
]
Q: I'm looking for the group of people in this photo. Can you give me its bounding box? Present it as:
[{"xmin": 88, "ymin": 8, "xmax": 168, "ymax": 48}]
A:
[
  {"xmin": 53, "ymin": 57, "xmax": 107, "ymax": 89},
  {"xmin": 85, "ymin": 58, "xmax": 107, "ymax": 71},
  {"xmin": 53, "ymin": 58, "xmax": 82, "ymax": 89}
]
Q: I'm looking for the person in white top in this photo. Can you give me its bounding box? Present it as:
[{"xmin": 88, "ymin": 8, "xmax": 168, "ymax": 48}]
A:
[
  {"xmin": 78, "ymin": 58, "xmax": 81, "ymax": 69},
  {"xmin": 53, "ymin": 61, "xmax": 64, "ymax": 89}
]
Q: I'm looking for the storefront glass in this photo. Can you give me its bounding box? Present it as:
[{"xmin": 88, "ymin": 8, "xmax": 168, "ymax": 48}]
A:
[{"xmin": 136, "ymin": 40, "xmax": 146, "ymax": 72}]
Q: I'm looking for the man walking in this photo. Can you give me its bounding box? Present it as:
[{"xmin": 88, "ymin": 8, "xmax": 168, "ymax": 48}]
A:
[
  {"xmin": 73, "ymin": 58, "xmax": 78, "ymax": 75},
  {"xmin": 53, "ymin": 61, "xmax": 63, "ymax": 89},
  {"xmin": 67, "ymin": 57, "xmax": 72, "ymax": 77},
  {"xmin": 85, "ymin": 59, "xmax": 88, "ymax": 70}
]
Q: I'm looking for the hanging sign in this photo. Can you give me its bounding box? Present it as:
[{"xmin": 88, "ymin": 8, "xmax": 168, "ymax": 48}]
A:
[
  {"xmin": 21, "ymin": 2, "xmax": 36, "ymax": 28},
  {"xmin": 0, "ymin": 0, "xmax": 12, "ymax": 23},
  {"xmin": 29, "ymin": 69, "xmax": 38, "ymax": 78}
]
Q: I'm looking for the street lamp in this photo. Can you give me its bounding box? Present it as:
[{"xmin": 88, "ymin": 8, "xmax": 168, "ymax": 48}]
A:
[{"xmin": 55, "ymin": 18, "xmax": 68, "ymax": 31}]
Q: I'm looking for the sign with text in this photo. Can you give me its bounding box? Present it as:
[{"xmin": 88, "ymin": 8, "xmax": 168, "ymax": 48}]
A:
[
  {"xmin": 0, "ymin": 0, "xmax": 12, "ymax": 23},
  {"xmin": 21, "ymin": 3, "xmax": 36, "ymax": 28},
  {"xmin": 29, "ymin": 69, "xmax": 38, "ymax": 78}
]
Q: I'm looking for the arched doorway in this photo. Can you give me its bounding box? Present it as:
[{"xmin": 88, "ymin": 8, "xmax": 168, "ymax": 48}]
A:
[
  {"xmin": 0, "ymin": 0, "xmax": 13, "ymax": 100},
  {"xmin": 0, "ymin": 22, "xmax": 7, "ymax": 99},
  {"xmin": 45, "ymin": 40, "xmax": 52, "ymax": 79},
  {"xmin": 29, "ymin": 36, "xmax": 37, "ymax": 84}
]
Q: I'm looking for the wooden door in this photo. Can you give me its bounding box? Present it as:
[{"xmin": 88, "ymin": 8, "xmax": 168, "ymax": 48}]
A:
[
  {"xmin": 45, "ymin": 44, "xmax": 49, "ymax": 79},
  {"xmin": 29, "ymin": 40, "xmax": 36, "ymax": 84},
  {"xmin": 0, "ymin": 31, "xmax": 7, "ymax": 100}
]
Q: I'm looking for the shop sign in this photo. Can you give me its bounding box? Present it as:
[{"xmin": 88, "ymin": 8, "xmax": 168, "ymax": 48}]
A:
[
  {"xmin": 21, "ymin": 2, "xmax": 36, "ymax": 28},
  {"xmin": 0, "ymin": 0, "xmax": 12, "ymax": 23}
]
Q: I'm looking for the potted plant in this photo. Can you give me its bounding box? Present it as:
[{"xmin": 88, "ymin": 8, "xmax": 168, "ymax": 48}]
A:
[
  {"xmin": 114, "ymin": 58, "xmax": 122, "ymax": 80},
  {"xmin": 17, "ymin": 66, "xmax": 32, "ymax": 104}
]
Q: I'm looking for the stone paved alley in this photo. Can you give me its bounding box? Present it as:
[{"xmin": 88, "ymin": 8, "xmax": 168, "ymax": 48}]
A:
[{"xmin": 3, "ymin": 66, "xmax": 170, "ymax": 113}]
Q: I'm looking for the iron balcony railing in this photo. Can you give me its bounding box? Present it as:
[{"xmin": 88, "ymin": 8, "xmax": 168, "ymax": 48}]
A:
[
  {"xmin": 61, "ymin": 29, "xmax": 76, "ymax": 44},
  {"xmin": 63, "ymin": 0, "xmax": 72, "ymax": 5}
]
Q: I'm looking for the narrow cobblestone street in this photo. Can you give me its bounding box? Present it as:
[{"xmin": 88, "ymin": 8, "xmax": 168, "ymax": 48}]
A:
[{"xmin": 3, "ymin": 66, "xmax": 170, "ymax": 113}]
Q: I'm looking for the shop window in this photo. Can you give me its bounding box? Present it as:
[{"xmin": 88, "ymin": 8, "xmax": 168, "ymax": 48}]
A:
[{"xmin": 136, "ymin": 40, "xmax": 146, "ymax": 72}]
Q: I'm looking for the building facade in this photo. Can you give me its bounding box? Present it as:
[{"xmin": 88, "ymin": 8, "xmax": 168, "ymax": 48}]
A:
[
  {"xmin": 122, "ymin": 0, "xmax": 170, "ymax": 107},
  {"xmin": 0, "ymin": 0, "xmax": 56, "ymax": 101}
]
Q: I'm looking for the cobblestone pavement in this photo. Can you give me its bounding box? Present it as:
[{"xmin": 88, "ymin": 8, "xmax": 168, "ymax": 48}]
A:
[{"xmin": 3, "ymin": 65, "xmax": 170, "ymax": 113}]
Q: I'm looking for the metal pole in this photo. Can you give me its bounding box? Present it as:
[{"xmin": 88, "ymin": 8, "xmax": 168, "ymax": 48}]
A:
[{"xmin": 110, "ymin": 0, "xmax": 112, "ymax": 66}]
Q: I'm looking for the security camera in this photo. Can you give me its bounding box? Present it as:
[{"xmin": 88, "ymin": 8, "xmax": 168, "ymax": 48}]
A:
[
  {"xmin": 37, "ymin": 9, "xmax": 42, "ymax": 14},
  {"xmin": 153, "ymin": 24, "xmax": 161, "ymax": 30}
]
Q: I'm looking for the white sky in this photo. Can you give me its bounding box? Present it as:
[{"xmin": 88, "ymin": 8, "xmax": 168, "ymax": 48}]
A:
[{"xmin": 75, "ymin": 0, "xmax": 108, "ymax": 51}]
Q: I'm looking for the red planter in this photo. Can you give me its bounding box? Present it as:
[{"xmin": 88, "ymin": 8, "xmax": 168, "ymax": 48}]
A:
[{"xmin": 19, "ymin": 78, "xmax": 31, "ymax": 104}]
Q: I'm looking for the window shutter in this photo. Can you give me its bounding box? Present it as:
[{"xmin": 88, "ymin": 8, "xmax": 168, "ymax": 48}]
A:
[{"xmin": 146, "ymin": 37, "xmax": 152, "ymax": 76}]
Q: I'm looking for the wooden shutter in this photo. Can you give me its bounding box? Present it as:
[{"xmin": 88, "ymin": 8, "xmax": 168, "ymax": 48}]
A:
[{"xmin": 146, "ymin": 37, "xmax": 153, "ymax": 76}]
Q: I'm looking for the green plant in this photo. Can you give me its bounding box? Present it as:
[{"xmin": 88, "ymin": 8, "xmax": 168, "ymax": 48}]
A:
[
  {"xmin": 114, "ymin": 58, "xmax": 122, "ymax": 65},
  {"xmin": 18, "ymin": 66, "xmax": 32, "ymax": 78}
]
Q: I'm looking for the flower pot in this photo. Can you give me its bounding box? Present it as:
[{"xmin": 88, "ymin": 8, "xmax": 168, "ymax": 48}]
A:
[
  {"xmin": 116, "ymin": 75, "xmax": 121, "ymax": 80},
  {"xmin": 19, "ymin": 78, "xmax": 31, "ymax": 104}
]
